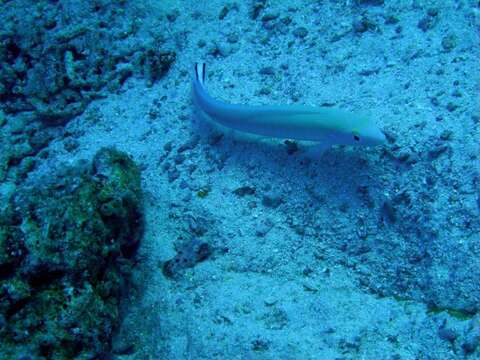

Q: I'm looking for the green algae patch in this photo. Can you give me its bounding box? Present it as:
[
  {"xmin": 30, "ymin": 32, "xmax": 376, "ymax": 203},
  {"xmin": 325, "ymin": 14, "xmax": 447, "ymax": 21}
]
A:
[
  {"xmin": 427, "ymin": 306, "xmax": 475, "ymax": 321},
  {"xmin": 196, "ymin": 187, "xmax": 211, "ymax": 199},
  {"xmin": 0, "ymin": 147, "xmax": 143, "ymax": 359}
]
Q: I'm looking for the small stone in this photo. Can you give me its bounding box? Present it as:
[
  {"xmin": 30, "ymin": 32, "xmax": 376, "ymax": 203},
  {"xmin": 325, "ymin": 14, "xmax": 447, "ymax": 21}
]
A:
[
  {"xmin": 381, "ymin": 201, "xmax": 396, "ymax": 224},
  {"xmin": 462, "ymin": 317, "xmax": 480, "ymax": 354},
  {"xmin": 259, "ymin": 66, "xmax": 275, "ymax": 76},
  {"xmin": 441, "ymin": 34, "xmax": 457, "ymax": 52},
  {"xmin": 63, "ymin": 138, "xmax": 79, "ymax": 152},
  {"xmin": 112, "ymin": 338, "xmax": 135, "ymax": 355},
  {"xmin": 440, "ymin": 130, "xmax": 453, "ymax": 141},
  {"xmin": 438, "ymin": 326, "xmax": 457, "ymax": 343},
  {"xmin": 353, "ymin": 17, "xmax": 376, "ymax": 33},
  {"xmin": 227, "ymin": 33, "xmax": 239, "ymax": 43},
  {"xmin": 16, "ymin": 157, "xmax": 36, "ymax": 178},
  {"xmin": 162, "ymin": 238, "xmax": 212, "ymax": 278},
  {"xmin": 251, "ymin": 0, "xmax": 266, "ymax": 19},
  {"xmin": 167, "ymin": 168, "xmax": 180, "ymax": 182},
  {"xmin": 396, "ymin": 150, "xmax": 418, "ymax": 164},
  {"xmin": 428, "ymin": 144, "xmax": 449, "ymax": 159},
  {"xmin": 208, "ymin": 42, "xmax": 230, "ymax": 58},
  {"xmin": 284, "ymin": 140, "xmax": 298, "ymax": 155},
  {"xmin": 292, "ymin": 27, "xmax": 308, "ymax": 38},
  {"xmin": 233, "ymin": 186, "xmax": 256, "ymax": 197},
  {"xmin": 355, "ymin": 0, "xmax": 384, "ymax": 5},
  {"xmin": 261, "ymin": 13, "xmax": 279, "ymax": 22},
  {"xmin": 452, "ymin": 89, "xmax": 462, "ymax": 98},
  {"xmin": 417, "ymin": 9, "xmax": 438, "ymax": 32},
  {"xmin": 163, "ymin": 141, "xmax": 173, "ymax": 152},
  {"xmin": 446, "ymin": 102, "xmax": 458, "ymax": 112},
  {"xmin": 9, "ymin": 116, "xmax": 30, "ymax": 134},
  {"xmin": 383, "ymin": 129, "xmax": 396, "ymax": 143},
  {"xmin": 256, "ymin": 219, "xmax": 274, "ymax": 237},
  {"xmin": 177, "ymin": 135, "xmax": 200, "ymax": 152},
  {"xmin": 281, "ymin": 16, "xmax": 292, "ymax": 26},
  {"xmin": 219, "ymin": 6, "xmax": 229, "ymax": 20},
  {"xmin": 166, "ymin": 10, "xmax": 179, "ymax": 22},
  {"xmin": 258, "ymin": 87, "xmax": 271, "ymax": 95},
  {"xmin": 251, "ymin": 338, "xmax": 270, "ymax": 351},
  {"xmin": 173, "ymin": 153, "xmax": 185, "ymax": 165},
  {"xmin": 385, "ymin": 15, "xmax": 399, "ymax": 25},
  {"xmin": 196, "ymin": 187, "xmax": 210, "ymax": 198},
  {"xmin": 462, "ymin": 336, "xmax": 480, "ymax": 354},
  {"xmin": 262, "ymin": 192, "xmax": 283, "ymax": 208}
]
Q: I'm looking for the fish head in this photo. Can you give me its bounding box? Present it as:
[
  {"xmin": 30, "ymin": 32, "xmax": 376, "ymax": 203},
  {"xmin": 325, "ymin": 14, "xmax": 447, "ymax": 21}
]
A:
[
  {"xmin": 320, "ymin": 123, "xmax": 386, "ymax": 147},
  {"xmin": 310, "ymin": 109, "xmax": 386, "ymax": 147},
  {"xmin": 350, "ymin": 123, "xmax": 386, "ymax": 146}
]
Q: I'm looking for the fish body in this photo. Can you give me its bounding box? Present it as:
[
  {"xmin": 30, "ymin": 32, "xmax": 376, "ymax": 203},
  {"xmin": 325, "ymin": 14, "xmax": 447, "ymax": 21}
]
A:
[{"xmin": 192, "ymin": 63, "xmax": 385, "ymax": 147}]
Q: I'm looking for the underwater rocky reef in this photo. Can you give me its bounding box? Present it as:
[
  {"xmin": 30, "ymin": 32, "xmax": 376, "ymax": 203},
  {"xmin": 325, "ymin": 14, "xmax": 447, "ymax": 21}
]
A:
[
  {"xmin": 0, "ymin": 0, "xmax": 175, "ymax": 125},
  {"xmin": 0, "ymin": 1, "xmax": 174, "ymax": 357},
  {"xmin": 0, "ymin": 0, "xmax": 479, "ymax": 359},
  {"xmin": 0, "ymin": 147, "xmax": 143, "ymax": 359}
]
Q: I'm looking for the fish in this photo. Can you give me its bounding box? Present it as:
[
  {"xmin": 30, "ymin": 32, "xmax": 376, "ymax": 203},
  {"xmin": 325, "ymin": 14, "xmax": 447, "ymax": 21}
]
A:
[{"xmin": 192, "ymin": 63, "xmax": 386, "ymax": 148}]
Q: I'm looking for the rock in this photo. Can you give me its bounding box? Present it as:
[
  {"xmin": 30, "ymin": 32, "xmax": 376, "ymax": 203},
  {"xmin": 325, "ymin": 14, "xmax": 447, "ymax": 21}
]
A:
[
  {"xmin": 262, "ymin": 191, "xmax": 284, "ymax": 208},
  {"xmin": 261, "ymin": 13, "xmax": 279, "ymax": 22},
  {"xmin": 167, "ymin": 168, "xmax": 180, "ymax": 182},
  {"xmin": 0, "ymin": 147, "xmax": 143, "ymax": 359},
  {"xmin": 353, "ymin": 17, "xmax": 377, "ymax": 33},
  {"xmin": 0, "ymin": 1, "xmax": 175, "ymax": 124},
  {"xmin": 292, "ymin": 27, "xmax": 308, "ymax": 38},
  {"xmin": 417, "ymin": 9, "xmax": 439, "ymax": 32},
  {"xmin": 441, "ymin": 34, "xmax": 457, "ymax": 52},
  {"xmin": 251, "ymin": 0, "xmax": 267, "ymax": 19},
  {"xmin": 255, "ymin": 219, "xmax": 274, "ymax": 237},
  {"xmin": 233, "ymin": 186, "xmax": 256, "ymax": 197},
  {"xmin": 462, "ymin": 316, "xmax": 480, "ymax": 354},
  {"xmin": 355, "ymin": 0, "xmax": 384, "ymax": 5},
  {"xmin": 284, "ymin": 140, "xmax": 298, "ymax": 155},
  {"xmin": 162, "ymin": 238, "xmax": 213, "ymax": 278},
  {"xmin": 251, "ymin": 338, "xmax": 270, "ymax": 351},
  {"xmin": 259, "ymin": 66, "xmax": 275, "ymax": 76},
  {"xmin": 438, "ymin": 322, "xmax": 457, "ymax": 343},
  {"xmin": 446, "ymin": 102, "xmax": 459, "ymax": 112},
  {"xmin": 178, "ymin": 135, "xmax": 200, "ymax": 153}
]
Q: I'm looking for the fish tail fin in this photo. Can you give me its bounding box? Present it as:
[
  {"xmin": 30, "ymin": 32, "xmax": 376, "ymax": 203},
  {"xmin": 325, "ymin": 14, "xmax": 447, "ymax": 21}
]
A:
[{"xmin": 194, "ymin": 62, "xmax": 206, "ymax": 86}]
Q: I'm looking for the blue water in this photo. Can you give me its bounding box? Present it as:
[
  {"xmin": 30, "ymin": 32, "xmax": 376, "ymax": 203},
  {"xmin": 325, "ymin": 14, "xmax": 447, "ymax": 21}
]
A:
[{"xmin": 0, "ymin": 0, "xmax": 479, "ymax": 359}]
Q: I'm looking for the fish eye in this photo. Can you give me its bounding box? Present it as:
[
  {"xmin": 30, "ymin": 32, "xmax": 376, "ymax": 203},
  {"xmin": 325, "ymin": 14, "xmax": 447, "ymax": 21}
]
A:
[{"xmin": 352, "ymin": 130, "xmax": 360, "ymax": 141}]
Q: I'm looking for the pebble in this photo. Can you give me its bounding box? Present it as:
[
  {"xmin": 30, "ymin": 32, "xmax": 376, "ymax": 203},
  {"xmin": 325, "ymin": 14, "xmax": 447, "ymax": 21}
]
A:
[
  {"xmin": 292, "ymin": 27, "xmax": 308, "ymax": 38},
  {"xmin": 438, "ymin": 326, "xmax": 457, "ymax": 343},
  {"xmin": 167, "ymin": 168, "xmax": 180, "ymax": 182},
  {"xmin": 262, "ymin": 191, "xmax": 284, "ymax": 208},
  {"xmin": 233, "ymin": 186, "xmax": 256, "ymax": 197},
  {"xmin": 259, "ymin": 66, "xmax": 275, "ymax": 76},
  {"xmin": 462, "ymin": 316, "xmax": 480, "ymax": 354}
]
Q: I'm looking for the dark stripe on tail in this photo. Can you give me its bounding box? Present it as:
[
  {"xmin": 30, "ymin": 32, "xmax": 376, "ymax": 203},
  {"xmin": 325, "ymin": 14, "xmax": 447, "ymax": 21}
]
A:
[{"xmin": 195, "ymin": 62, "xmax": 206, "ymax": 85}]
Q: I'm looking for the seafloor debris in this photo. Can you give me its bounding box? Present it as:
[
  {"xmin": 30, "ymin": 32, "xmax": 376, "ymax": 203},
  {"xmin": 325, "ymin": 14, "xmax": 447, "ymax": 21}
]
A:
[{"xmin": 162, "ymin": 237, "xmax": 213, "ymax": 278}]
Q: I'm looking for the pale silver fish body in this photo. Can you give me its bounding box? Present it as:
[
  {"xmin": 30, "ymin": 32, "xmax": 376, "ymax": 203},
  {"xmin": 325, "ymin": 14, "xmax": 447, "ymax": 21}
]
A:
[{"xmin": 192, "ymin": 63, "xmax": 386, "ymax": 147}]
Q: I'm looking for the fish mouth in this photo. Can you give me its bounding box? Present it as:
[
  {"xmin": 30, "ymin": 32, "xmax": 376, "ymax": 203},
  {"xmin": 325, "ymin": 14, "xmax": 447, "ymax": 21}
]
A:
[
  {"xmin": 376, "ymin": 129, "xmax": 387, "ymax": 144},
  {"xmin": 363, "ymin": 128, "xmax": 386, "ymax": 146}
]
